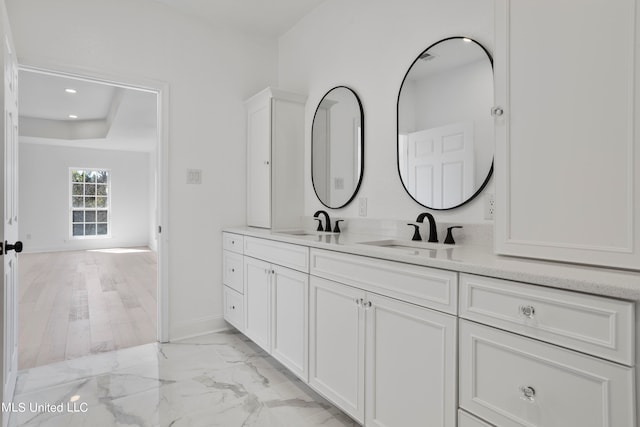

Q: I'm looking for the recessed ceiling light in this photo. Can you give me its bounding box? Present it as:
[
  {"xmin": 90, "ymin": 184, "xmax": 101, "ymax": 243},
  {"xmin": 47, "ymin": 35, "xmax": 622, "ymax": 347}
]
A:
[
  {"xmin": 68, "ymin": 114, "xmax": 78, "ymax": 119},
  {"xmin": 65, "ymin": 88, "xmax": 77, "ymax": 94}
]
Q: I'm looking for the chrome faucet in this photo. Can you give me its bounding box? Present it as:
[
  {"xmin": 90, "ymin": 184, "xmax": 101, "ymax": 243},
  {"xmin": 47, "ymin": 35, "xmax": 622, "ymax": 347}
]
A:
[
  {"xmin": 313, "ymin": 210, "xmax": 331, "ymax": 232},
  {"xmin": 416, "ymin": 212, "xmax": 438, "ymax": 243}
]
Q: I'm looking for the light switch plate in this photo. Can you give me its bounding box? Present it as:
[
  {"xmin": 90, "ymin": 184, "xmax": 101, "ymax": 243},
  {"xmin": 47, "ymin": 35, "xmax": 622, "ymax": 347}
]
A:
[{"xmin": 187, "ymin": 169, "xmax": 202, "ymax": 185}]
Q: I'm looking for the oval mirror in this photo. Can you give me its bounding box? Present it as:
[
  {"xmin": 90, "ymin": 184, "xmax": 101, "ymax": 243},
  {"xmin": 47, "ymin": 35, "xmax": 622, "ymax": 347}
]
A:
[
  {"xmin": 397, "ymin": 37, "xmax": 494, "ymax": 210},
  {"xmin": 312, "ymin": 86, "xmax": 364, "ymax": 209}
]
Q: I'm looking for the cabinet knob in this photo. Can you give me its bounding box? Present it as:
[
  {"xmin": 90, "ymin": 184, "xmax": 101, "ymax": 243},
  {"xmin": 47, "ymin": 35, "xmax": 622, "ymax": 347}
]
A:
[
  {"xmin": 231, "ymin": 268, "xmax": 235, "ymax": 273},
  {"xmin": 231, "ymin": 305, "xmax": 236, "ymax": 310},
  {"xmin": 519, "ymin": 386, "xmax": 536, "ymax": 402},
  {"xmin": 519, "ymin": 305, "xmax": 536, "ymax": 319},
  {"xmin": 491, "ymin": 106, "xmax": 504, "ymax": 117},
  {"xmin": 264, "ymin": 160, "xmax": 270, "ymax": 165}
]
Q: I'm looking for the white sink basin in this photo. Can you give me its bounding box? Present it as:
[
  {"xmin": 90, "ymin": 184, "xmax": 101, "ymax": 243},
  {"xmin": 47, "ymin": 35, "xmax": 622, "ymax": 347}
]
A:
[{"xmin": 358, "ymin": 239, "xmax": 451, "ymax": 251}]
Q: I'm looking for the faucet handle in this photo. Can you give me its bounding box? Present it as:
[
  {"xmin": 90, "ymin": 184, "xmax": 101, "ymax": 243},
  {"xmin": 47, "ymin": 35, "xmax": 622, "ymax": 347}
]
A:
[
  {"xmin": 407, "ymin": 224, "xmax": 422, "ymax": 241},
  {"xmin": 333, "ymin": 220, "xmax": 344, "ymax": 233},
  {"xmin": 444, "ymin": 226, "xmax": 463, "ymax": 244},
  {"xmin": 314, "ymin": 218, "xmax": 324, "ymax": 232}
]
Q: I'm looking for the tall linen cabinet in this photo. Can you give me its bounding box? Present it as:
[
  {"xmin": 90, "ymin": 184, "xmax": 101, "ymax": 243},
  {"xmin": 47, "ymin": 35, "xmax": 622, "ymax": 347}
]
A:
[
  {"xmin": 245, "ymin": 87, "xmax": 306, "ymax": 229},
  {"xmin": 494, "ymin": 0, "xmax": 640, "ymax": 269}
]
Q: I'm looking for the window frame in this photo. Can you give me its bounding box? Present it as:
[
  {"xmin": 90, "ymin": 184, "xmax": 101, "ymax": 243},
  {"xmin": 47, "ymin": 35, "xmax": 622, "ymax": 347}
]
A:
[{"xmin": 69, "ymin": 167, "xmax": 112, "ymax": 240}]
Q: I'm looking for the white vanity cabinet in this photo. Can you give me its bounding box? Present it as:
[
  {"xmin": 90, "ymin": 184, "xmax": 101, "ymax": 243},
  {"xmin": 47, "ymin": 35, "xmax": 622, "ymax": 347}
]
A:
[
  {"xmin": 223, "ymin": 231, "xmax": 637, "ymax": 426},
  {"xmin": 494, "ymin": 0, "xmax": 640, "ymax": 269},
  {"xmin": 242, "ymin": 237, "xmax": 310, "ymax": 381},
  {"xmin": 245, "ymin": 87, "xmax": 306, "ymax": 229},
  {"xmin": 459, "ymin": 274, "xmax": 636, "ymax": 426},
  {"xmin": 309, "ymin": 249, "xmax": 457, "ymax": 426},
  {"xmin": 222, "ymin": 233, "xmax": 244, "ymax": 331}
]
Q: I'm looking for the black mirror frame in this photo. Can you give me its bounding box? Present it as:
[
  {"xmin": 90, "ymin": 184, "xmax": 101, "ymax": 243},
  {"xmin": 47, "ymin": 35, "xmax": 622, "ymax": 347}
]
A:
[
  {"xmin": 311, "ymin": 85, "xmax": 365, "ymax": 209},
  {"xmin": 396, "ymin": 36, "xmax": 494, "ymax": 211}
]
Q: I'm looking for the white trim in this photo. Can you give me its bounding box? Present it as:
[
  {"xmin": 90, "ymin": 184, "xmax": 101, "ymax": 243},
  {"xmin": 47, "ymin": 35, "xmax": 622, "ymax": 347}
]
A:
[
  {"xmin": 170, "ymin": 315, "xmax": 228, "ymax": 342},
  {"xmin": 17, "ymin": 63, "xmax": 170, "ymax": 344}
]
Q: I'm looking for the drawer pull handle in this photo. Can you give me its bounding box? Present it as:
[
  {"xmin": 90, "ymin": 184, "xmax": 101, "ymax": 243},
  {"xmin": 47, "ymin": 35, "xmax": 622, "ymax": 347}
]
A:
[
  {"xmin": 520, "ymin": 386, "xmax": 536, "ymax": 402},
  {"xmin": 519, "ymin": 305, "xmax": 536, "ymax": 319}
]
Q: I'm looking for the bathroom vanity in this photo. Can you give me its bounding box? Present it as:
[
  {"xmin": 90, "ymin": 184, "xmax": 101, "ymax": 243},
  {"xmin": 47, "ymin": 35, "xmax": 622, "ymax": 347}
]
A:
[{"xmin": 222, "ymin": 228, "xmax": 638, "ymax": 427}]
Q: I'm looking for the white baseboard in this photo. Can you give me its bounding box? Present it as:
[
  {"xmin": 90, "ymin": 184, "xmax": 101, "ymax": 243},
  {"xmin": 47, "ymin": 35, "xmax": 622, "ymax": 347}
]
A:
[{"xmin": 169, "ymin": 314, "xmax": 229, "ymax": 342}]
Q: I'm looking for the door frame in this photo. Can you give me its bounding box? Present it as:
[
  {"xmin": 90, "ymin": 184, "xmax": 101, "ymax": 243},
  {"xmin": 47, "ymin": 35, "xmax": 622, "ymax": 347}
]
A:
[{"xmin": 17, "ymin": 63, "xmax": 170, "ymax": 343}]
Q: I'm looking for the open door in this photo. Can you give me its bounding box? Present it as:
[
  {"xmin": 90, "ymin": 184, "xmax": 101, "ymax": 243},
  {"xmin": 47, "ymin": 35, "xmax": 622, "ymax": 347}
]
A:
[{"xmin": 0, "ymin": 3, "xmax": 19, "ymax": 425}]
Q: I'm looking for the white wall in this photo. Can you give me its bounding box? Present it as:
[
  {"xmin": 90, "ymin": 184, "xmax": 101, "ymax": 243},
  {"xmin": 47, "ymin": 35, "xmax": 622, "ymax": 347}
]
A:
[
  {"xmin": 6, "ymin": 0, "xmax": 279, "ymax": 339},
  {"xmin": 19, "ymin": 143, "xmax": 151, "ymax": 252},
  {"xmin": 279, "ymin": 0, "xmax": 495, "ymax": 222}
]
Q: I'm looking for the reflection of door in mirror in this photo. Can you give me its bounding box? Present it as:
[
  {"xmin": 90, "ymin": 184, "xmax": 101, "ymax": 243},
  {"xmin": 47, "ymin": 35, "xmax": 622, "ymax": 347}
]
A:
[{"xmin": 404, "ymin": 122, "xmax": 474, "ymax": 208}]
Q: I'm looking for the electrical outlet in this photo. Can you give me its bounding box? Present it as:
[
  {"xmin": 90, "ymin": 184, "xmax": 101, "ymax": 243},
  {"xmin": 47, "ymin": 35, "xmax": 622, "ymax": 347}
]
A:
[
  {"xmin": 484, "ymin": 193, "xmax": 495, "ymax": 220},
  {"xmin": 358, "ymin": 197, "xmax": 367, "ymax": 217}
]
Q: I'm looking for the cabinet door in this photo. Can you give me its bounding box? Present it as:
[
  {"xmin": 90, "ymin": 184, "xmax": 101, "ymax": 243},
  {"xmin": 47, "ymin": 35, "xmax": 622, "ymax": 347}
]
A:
[
  {"xmin": 494, "ymin": 0, "xmax": 640, "ymax": 269},
  {"xmin": 271, "ymin": 265, "xmax": 308, "ymax": 381},
  {"xmin": 365, "ymin": 294, "xmax": 457, "ymax": 427},
  {"xmin": 243, "ymin": 256, "xmax": 271, "ymax": 352},
  {"xmin": 246, "ymin": 98, "xmax": 272, "ymax": 228},
  {"xmin": 309, "ymin": 276, "xmax": 365, "ymax": 424}
]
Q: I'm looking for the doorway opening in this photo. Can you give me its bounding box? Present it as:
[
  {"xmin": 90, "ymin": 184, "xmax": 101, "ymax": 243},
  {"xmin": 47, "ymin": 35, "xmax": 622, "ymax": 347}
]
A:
[{"xmin": 16, "ymin": 68, "xmax": 166, "ymax": 369}]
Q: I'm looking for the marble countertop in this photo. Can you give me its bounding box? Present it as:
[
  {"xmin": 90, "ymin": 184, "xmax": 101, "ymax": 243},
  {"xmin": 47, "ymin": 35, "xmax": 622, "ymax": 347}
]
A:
[{"xmin": 224, "ymin": 226, "xmax": 640, "ymax": 302}]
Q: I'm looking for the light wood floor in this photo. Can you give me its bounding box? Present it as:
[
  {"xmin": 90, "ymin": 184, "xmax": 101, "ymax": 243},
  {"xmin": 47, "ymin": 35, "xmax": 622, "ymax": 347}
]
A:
[{"xmin": 18, "ymin": 248, "xmax": 157, "ymax": 370}]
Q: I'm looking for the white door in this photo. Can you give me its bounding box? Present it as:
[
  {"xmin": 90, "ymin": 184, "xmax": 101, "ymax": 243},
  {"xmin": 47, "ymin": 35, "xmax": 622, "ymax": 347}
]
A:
[
  {"xmin": 243, "ymin": 256, "xmax": 271, "ymax": 352},
  {"xmin": 309, "ymin": 276, "xmax": 365, "ymax": 424},
  {"xmin": 0, "ymin": 6, "xmax": 18, "ymax": 425},
  {"xmin": 270, "ymin": 265, "xmax": 308, "ymax": 381},
  {"xmin": 365, "ymin": 293, "xmax": 457, "ymax": 427},
  {"xmin": 407, "ymin": 122, "xmax": 474, "ymax": 208}
]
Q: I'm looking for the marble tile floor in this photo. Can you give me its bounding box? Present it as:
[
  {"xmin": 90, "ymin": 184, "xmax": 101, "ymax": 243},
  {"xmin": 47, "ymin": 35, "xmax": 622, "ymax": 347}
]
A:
[{"xmin": 10, "ymin": 330, "xmax": 358, "ymax": 427}]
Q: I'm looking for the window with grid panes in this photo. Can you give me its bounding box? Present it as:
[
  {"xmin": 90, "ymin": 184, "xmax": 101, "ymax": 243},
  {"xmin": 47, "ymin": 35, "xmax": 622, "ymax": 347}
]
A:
[{"xmin": 71, "ymin": 169, "xmax": 110, "ymax": 237}]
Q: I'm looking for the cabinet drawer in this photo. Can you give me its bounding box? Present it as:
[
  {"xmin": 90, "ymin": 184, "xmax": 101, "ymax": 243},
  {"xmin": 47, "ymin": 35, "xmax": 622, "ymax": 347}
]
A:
[
  {"xmin": 459, "ymin": 320, "xmax": 635, "ymax": 427},
  {"xmin": 244, "ymin": 236, "xmax": 309, "ymax": 273},
  {"xmin": 458, "ymin": 410, "xmax": 493, "ymax": 427},
  {"xmin": 223, "ymin": 251, "xmax": 243, "ymax": 293},
  {"xmin": 223, "ymin": 286, "xmax": 244, "ymax": 331},
  {"xmin": 310, "ymin": 248, "xmax": 457, "ymax": 314},
  {"xmin": 223, "ymin": 232, "xmax": 244, "ymax": 254},
  {"xmin": 459, "ymin": 274, "xmax": 635, "ymax": 365}
]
